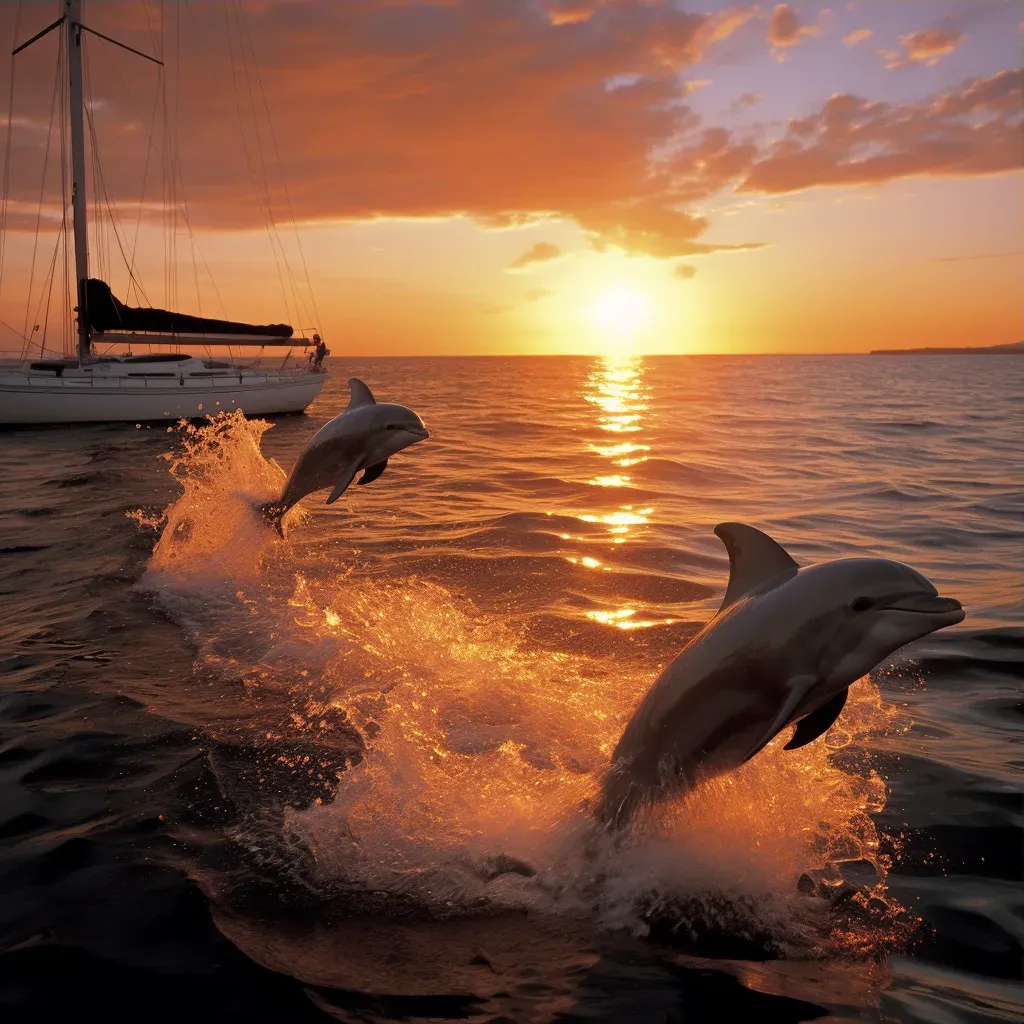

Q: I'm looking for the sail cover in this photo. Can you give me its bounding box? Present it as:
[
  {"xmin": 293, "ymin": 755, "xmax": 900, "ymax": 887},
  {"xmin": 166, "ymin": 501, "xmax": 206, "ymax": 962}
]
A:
[{"xmin": 85, "ymin": 279, "xmax": 293, "ymax": 338}]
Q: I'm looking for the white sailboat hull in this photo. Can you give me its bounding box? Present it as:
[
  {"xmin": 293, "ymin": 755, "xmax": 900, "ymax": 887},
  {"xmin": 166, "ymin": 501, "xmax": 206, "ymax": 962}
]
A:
[{"xmin": 0, "ymin": 363, "xmax": 325, "ymax": 424}]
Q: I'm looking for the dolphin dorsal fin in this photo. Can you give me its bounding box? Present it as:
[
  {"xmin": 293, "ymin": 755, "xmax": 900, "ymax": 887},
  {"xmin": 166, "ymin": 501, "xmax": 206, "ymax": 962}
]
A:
[
  {"xmin": 714, "ymin": 522, "xmax": 799, "ymax": 611},
  {"xmin": 346, "ymin": 378, "xmax": 376, "ymax": 411}
]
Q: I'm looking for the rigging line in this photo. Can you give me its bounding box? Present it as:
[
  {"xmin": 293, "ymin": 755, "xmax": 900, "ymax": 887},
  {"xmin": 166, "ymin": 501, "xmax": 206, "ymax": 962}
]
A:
[
  {"xmin": 84, "ymin": 100, "xmax": 153, "ymax": 306},
  {"xmin": 175, "ymin": 186, "xmax": 229, "ymax": 319},
  {"xmin": 37, "ymin": 217, "xmax": 64, "ymax": 358},
  {"xmin": 0, "ymin": 313, "xmax": 31, "ymax": 342},
  {"xmin": 83, "ymin": 42, "xmax": 107, "ymax": 285},
  {"xmin": 222, "ymin": 0, "xmax": 293, "ymax": 328},
  {"xmin": 127, "ymin": 72, "xmax": 160, "ymax": 304},
  {"xmin": 21, "ymin": 212, "xmax": 63, "ymax": 361},
  {"xmin": 0, "ymin": 0, "xmax": 25, "ymax": 302},
  {"xmin": 167, "ymin": 0, "xmax": 182, "ymax": 327},
  {"xmin": 22, "ymin": 29, "xmax": 63, "ymax": 342},
  {"xmin": 173, "ymin": 178, "xmax": 201, "ymax": 316},
  {"xmin": 177, "ymin": 0, "xmax": 202, "ymax": 317},
  {"xmin": 186, "ymin": 0, "xmax": 233, "ymax": 324},
  {"xmin": 236, "ymin": 2, "xmax": 322, "ymax": 335},
  {"xmin": 168, "ymin": 0, "xmax": 181, "ymax": 325},
  {"xmin": 170, "ymin": 0, "xmax": 179, "ymax": 318},
  {"xmin": 99, "ymin": 31, "xmax": 162, "ymax": 307},
  {"xmin": 171, "ymin": 1, "xmax": 201, "ymax": 317},
  {"xmin": 58, "ymin": 26, "xmax": 70, "ymax": 355},
  {"xmin": 231, "ymin": 0, "xmax": 307, "ymax": 331},
  {"xmin": 226, "ymin": 0, "xmax": 301, "ymax": 331},
  {"xmin": 159, "ymin": 0, "xmax": 172, "ymax": 317},
  {"xmin": 140, "ymin": 0, "xmax": 160, "ymax": 58},
  {"xmin": 226, "ymin": 10, "xmax": 295, "ymax": 334},
  {"xmin": 85, "ymin": 38, "xmax": 153, "ymax": 303}
]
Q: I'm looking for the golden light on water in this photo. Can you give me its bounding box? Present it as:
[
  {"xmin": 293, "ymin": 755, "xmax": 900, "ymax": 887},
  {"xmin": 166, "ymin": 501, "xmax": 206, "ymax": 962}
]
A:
[
  {"xmin": 566, "ymin": 356, "xmax": 665, "ymax": 625},
  {"xmin": 141, "ymin": 408, "xmax": 915, "ymax": 964},
  {"xmin": 585, "ymin": 607, "xmax": 668, "ymax": 630},
  {"xmin": 580, "ymin": 359, "xmax": 652, "ymax": 553},
  {"xmin": 590, "ymin": 441, "xmax": 650, "ymax": 465}
]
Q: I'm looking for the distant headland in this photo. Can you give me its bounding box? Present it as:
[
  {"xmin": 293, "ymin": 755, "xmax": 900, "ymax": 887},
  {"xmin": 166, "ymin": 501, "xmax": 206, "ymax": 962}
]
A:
[{"xmin": 871, "ymin": 341, "xmax": 1024, "ymax": 355}]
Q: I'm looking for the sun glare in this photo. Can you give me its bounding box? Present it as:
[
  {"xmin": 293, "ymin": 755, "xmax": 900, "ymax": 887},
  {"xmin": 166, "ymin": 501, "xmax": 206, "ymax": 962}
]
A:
[{"xmin": 590, "ymin": 285, "xmax": 651, "ymax": 352}]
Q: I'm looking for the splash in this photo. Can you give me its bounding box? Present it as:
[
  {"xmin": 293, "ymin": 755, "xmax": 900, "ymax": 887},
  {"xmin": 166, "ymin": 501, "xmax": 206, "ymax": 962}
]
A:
[
  {"xmin": 137, "ymin": 410, "xmax": 912, "ymax": 956},
  {"xmin": 137, "ymin": 411, "xmax": 293, "ymax": 590}
]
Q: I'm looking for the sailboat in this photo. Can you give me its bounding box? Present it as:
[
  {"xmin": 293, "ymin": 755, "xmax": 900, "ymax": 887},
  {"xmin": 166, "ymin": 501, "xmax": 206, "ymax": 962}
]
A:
[{"xmin": 0, "ymin": 0, "xmax": 326, "ymax": 425}]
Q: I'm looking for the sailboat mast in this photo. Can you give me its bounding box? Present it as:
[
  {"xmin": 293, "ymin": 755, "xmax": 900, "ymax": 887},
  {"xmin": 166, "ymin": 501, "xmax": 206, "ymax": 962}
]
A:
[{"xmin": 66, "ymin": 0, "xmax": 90, "ymax": 360}]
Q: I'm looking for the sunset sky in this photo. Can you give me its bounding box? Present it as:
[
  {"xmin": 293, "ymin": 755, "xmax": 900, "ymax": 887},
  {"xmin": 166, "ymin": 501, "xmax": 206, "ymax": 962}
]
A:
[{"xmin": 0, "ymin": 0, "xmax": 1020, "ymax": 356}]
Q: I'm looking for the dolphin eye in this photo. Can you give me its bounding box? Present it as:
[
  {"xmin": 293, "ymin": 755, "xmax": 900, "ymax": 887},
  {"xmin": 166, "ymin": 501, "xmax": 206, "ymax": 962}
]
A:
[{"xmin": 851, "ymin": 597, "xmax": 875, "ymax": 612}]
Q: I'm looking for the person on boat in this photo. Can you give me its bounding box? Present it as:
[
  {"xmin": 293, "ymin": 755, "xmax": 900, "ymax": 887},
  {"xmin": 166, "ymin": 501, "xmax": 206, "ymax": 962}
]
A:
[{"xmin": 310, "ymin": 333, "xmax": 329, "ymax": 371}]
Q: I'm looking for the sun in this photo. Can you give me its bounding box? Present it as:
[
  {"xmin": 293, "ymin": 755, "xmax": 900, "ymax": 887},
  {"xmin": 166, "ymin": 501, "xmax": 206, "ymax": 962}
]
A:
[{"xmin": 590, "ymin": 285, "xmax": 652, "ymax": 352}]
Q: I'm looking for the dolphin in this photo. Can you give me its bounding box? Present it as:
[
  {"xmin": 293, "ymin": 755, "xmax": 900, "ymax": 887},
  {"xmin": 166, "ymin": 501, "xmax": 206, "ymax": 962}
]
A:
[
  {"xmin": 259, "ymin": 378, "xmax": 428, "ymax": 531},
  {"xmin": 596, "ymin": 522, "xmax": 964, "ymax": 830}
]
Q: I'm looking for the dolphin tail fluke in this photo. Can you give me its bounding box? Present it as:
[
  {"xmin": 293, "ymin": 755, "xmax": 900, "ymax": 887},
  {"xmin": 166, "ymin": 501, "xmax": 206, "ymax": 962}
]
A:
[{"xmin": 256, "ymin": 501, "xmax": 286, "ymax": 536}]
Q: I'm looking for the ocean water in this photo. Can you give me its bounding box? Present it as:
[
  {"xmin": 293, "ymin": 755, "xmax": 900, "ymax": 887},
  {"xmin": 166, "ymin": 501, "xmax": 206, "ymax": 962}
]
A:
[{"xmin": 0, "ymin": 354, "xmax": 1020, "ymax": 1023}]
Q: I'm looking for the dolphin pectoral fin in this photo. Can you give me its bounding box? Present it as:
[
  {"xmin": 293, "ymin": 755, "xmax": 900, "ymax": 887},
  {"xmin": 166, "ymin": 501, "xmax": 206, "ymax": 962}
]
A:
[
  {"xmin": 784, "ymin": 688, "xmax": 848, "ymax": 750},
  {"xmin": 714, "ymin": 523, "xmax": 800, "ymax": 612},
  {"xmin": 325, "ymin": 461, "xmax": 361, "ymax": 505},
  {"xmin": 742, "ymin": 674, "xmax": 817, "ymax": 763},
  {"xmin": 357, "ymin": 459, "xmax": 388, "ymax": 486},
  {"xmin": 345, "ymin": 378, "xmax": 377, "ymax": 412}
]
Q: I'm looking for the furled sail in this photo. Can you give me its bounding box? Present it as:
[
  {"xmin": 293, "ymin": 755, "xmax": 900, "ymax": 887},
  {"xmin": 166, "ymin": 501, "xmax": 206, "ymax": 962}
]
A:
[{"xmin": 85, "ymin": 279, "xmax": 293, "ymax": 338}]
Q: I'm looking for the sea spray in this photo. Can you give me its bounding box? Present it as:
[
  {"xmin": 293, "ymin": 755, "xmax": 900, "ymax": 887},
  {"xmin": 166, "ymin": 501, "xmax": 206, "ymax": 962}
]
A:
[{"xmin": 135, "ymin": 409, "xmax": 913, "ymax": 955}]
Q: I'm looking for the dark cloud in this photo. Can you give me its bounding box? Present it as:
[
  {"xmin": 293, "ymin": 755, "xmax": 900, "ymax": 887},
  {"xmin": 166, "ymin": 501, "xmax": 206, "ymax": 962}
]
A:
[{"xmin": 768, "ymin": 4, "xmax": 814, "ymax": 49}]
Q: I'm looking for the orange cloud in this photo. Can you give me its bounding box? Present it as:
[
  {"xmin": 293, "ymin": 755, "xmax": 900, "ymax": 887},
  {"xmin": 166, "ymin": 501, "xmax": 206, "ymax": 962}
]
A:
[
  {"xmin": 543, "ymin": 1, "xmax": 598, "ymax": 27},
  {"xmin": 881, "ymin": 27, "xmax": 966, "ymax": 69},
  {"xmin": 0, "ymin": 0, "xmax": 757, "ymax": 260},
  {"xmin": 843, "ymin": 28, "xmax": 872, "ymax": 47},
  {"xmin": 507, "ymin": 242, "xmax": 563, "ymax": 270},
  {"xmin": 0, "ymin": 2, "xmax": 1013, "ymax": 267},
  {"xmin": 673, "ymin": 263, "xmax": 697, "ymax": 279},
  {"xmin": 739, "ymin": 69, "xmax": 1022, "ymax": 194}
]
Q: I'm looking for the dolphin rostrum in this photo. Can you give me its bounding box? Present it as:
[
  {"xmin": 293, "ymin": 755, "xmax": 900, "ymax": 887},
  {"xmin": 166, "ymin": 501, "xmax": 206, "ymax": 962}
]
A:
[
  {"xmin": 597, "ymin": 522, "xmax": 964, "ymax": 830},
  {"xmin": 259, "ymin": 378, "xmax": 428, "ymax": 531}
]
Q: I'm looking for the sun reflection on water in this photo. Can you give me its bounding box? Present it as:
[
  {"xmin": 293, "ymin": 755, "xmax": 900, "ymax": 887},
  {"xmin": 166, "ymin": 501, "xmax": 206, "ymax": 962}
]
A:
[
  {"xmin": 583, "ymin": 357, "xmax": 652, "ymax": 533},
  {"xmin": 571, "ymin": 357, "xmax": 671, "ymax": 627}
]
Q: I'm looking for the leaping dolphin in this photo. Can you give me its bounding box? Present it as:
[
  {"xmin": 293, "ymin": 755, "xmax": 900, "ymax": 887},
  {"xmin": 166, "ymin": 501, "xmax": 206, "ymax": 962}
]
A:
[
  {"xmin": 259, "ymin": 378, "xmax": 428, "ymax": 531},
  {"xmin": 597, "ymin": 522, "xmax": 964, "ymax": 830}
]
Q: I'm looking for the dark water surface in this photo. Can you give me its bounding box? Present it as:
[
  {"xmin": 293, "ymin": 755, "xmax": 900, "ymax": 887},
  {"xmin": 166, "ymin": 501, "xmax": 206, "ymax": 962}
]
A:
[{"xmin": 1, "ymin": 355, "xmax": 1021, "ymax": 1023}]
